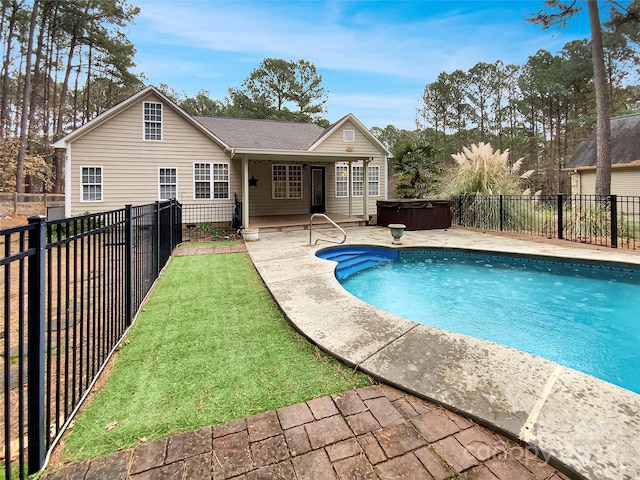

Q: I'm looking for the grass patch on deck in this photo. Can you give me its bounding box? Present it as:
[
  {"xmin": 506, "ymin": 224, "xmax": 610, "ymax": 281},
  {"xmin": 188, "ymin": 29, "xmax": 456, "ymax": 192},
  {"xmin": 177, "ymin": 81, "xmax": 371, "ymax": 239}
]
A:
[{"xmin": 61, "ymin": 253, "xmax": 371, "ymax": 461}]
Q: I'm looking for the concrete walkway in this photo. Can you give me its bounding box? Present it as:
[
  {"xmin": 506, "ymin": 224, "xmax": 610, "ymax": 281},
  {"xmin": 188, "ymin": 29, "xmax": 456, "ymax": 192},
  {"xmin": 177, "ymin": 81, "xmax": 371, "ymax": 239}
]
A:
[{"xmin": 244, "ymin": 226, "xmax": 640, "ymax": 480}]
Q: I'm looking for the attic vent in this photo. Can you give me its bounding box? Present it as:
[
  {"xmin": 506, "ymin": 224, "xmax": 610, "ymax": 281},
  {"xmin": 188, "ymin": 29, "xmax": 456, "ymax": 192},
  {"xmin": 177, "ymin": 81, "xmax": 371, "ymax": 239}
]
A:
[{"xmin": 343, "ymin": 130, "xmax": 355, "ymax": 142}]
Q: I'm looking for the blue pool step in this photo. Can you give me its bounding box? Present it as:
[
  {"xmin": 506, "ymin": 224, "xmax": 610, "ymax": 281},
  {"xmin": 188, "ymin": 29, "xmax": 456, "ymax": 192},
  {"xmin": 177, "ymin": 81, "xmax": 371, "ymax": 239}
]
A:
[{"xmin": 317, "ymin": 246, "xmax": 399, "ymax": 280}]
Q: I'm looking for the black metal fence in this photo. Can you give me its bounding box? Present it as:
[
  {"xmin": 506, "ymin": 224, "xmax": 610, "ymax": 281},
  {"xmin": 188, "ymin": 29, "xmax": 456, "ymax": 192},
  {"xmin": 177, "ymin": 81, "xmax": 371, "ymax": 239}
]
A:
[
  {"xmin": 1, "ymin": 199, "xmax": 182, "ymax": 478},
  {"xmin": 181, "ymin": 202, "xmax": 241, "ymax": 242},
  {"xmin": 452, "ymin": 194, "xmax": 640, "ymax": 250}
]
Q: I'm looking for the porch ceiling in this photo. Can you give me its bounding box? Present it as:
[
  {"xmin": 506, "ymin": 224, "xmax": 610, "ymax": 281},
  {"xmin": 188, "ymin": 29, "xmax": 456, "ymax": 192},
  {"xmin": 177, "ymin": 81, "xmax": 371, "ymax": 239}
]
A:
[{"xmin": 230, "ymin": 148, "xmax": 372, "ymax": 163}]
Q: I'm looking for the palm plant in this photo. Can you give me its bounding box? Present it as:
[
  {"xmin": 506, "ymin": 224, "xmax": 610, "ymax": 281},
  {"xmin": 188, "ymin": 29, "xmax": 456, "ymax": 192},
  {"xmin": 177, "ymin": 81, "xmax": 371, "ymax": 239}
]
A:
[{"xmin": 392, "ymin": 143, "xmax": 443, "ymax": 198}]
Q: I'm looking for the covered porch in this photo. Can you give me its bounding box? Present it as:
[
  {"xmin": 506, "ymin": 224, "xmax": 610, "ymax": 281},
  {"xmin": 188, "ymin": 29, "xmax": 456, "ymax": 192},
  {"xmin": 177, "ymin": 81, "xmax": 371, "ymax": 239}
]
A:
[
  {"xmin": 232, "ymin": 150, "xmax": 377, "ymax": 230},
  {"xmin": 248, "ymin": 212, "xmax": 366, "ymax": 233}
]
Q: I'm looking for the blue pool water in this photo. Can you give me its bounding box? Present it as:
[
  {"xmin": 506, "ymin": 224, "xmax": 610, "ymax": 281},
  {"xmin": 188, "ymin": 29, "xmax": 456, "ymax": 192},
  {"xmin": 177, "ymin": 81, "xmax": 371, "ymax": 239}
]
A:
[{"xmin": 317, "ymin": 246, "xmax": 640, "ymax": 394}]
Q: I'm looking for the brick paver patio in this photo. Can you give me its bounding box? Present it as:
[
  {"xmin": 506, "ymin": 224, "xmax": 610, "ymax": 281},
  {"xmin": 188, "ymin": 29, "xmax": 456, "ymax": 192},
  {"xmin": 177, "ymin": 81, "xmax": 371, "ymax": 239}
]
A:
[{"xmin": 45, "ymin": 385, "xmax": 572, "ymax": 480}]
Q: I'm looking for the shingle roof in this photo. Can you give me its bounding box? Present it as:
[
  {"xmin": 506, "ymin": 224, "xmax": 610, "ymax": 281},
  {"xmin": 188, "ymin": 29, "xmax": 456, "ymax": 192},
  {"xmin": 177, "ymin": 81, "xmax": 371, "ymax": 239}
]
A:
[
  {"xmin": 192, "ymin": 116, "xmax": 326, "ymax": 150},
  {"xmin": 566, "ymin": 113, "xmax": 640, "ymax": 169}
]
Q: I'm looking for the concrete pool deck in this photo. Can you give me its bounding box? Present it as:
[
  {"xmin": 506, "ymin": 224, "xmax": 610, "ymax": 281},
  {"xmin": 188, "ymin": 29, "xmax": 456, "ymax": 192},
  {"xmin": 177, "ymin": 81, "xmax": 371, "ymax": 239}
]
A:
[{"xmin": 244, "ymin": 226, "xmax": 640, "ymax": 480}]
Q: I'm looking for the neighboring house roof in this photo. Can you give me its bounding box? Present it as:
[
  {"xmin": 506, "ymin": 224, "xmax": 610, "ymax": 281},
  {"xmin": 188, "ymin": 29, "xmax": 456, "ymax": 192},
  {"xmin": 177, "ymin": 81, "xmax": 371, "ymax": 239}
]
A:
[
  {"xmin": 192, "ymin": 116, "xmax": 325, "ymax": 150},
  {"xmin": 565, "ymin": 113, "xmax": 640, "ymax": 170},
  {"xmin": 52, "ymin": 85, "xmax": 230, "ymax": 150}
]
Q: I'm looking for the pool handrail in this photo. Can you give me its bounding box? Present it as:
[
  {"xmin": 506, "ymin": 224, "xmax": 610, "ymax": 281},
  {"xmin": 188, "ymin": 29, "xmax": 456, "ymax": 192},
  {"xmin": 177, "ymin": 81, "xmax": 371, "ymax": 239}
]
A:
[{"xmin": 309, "ymin": 213, "xmax": 347, "ymax": 245}]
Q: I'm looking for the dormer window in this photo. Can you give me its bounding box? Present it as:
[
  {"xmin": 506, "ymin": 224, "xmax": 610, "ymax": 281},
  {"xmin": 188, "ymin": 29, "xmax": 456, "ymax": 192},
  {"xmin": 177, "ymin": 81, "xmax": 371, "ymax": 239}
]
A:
[
  {"xmin": 144, "ymin": 102, "xmax": 162, "ymax": 141},
  {"xmin": 343, "ymin": 129, "xmax": 355, "ymax": 142}
]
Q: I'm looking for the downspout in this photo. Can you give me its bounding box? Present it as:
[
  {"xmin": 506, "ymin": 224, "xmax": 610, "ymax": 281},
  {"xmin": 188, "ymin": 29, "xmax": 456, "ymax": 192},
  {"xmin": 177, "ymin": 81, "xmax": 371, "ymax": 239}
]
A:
[
  {"xmin": 348, "ymin": 160, "xmax": 353, "ymax": 217},
  {"xmin": 384, "ymin": 154, "xmax": 389, "ymax": 200},
  {"xmin": 242, "ymin": 154, "xmax": 249, "ymax": 228},
  {"xmin": 363, "ymin": 157, "xmax": 370, "ymax": 222},
  {"xmin": 64, "ymin": 145, "xmax": 71, "ymax": 217}
]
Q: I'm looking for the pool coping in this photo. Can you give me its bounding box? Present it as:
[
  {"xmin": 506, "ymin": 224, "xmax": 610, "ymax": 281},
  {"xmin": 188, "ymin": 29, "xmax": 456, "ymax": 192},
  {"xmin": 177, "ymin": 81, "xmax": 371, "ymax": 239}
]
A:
[{"xmin": 244, "ymin": 226, "xmax": 640, "ymax": 480}]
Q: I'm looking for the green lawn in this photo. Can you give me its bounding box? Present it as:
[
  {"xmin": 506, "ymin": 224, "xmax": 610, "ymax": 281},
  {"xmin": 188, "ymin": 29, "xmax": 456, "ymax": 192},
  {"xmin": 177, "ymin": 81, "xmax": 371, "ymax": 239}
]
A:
[{"xmin": 60, "ymin": 252, "xmax": 371, "ymax": 462}]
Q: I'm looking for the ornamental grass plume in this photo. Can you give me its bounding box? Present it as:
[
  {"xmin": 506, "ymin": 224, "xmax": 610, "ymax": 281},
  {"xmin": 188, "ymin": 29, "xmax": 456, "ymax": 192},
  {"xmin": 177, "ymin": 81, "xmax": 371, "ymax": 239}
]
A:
[{"xmin": 442, "ymin": 142, "xmax": 534, "ymax": 197}]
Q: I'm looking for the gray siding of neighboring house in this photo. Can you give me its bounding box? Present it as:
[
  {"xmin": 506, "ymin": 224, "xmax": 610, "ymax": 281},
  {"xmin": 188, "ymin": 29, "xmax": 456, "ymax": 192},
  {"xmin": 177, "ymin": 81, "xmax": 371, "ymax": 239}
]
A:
[{"xmin": 69, "ymin": 92, "xmax": 241, "ymax": 215}]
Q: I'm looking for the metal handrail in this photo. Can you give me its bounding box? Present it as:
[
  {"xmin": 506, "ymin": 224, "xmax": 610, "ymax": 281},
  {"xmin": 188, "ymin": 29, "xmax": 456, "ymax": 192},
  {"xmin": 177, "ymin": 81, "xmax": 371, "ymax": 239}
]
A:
[{"xmin": 309, "ymin": 213, "xmax": 347, "ymax": 245}]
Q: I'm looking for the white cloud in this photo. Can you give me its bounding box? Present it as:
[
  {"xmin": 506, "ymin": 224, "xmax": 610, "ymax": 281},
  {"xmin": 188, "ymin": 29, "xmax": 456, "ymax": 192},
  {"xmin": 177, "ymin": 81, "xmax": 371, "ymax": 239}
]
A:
[
  {"xmin": 133, "ymin": 1, "xmax": 587, "ymax": 82},
  {"xmin": 130, "ymin": 0, "xmax": 591, "ymax": 128}
]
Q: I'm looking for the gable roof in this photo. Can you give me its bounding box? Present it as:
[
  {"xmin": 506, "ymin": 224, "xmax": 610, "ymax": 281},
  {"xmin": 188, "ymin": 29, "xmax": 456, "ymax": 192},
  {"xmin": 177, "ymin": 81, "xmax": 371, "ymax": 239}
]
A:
[
  {"xmin": 565, "ymin": 113, "xmax": 640, "ymax": 170},
  {"xmin": 309, "ymin": 113, "xmax": 391, "ymax": 156},
  {"xmin": 52, "ymin": 85, "xmax": 230, "ymax": 150},
  {"xmin": 53, "ymin": 85, "xmax": 389, "ymax": 158},
  {"xmin": 193, "ymin": 116, "xmax": 325, "ymax": 150}
]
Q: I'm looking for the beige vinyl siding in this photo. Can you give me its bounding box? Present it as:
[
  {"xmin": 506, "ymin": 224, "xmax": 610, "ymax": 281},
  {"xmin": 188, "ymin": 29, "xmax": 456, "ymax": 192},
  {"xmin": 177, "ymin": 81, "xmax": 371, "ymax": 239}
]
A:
[
  {"xmin": 612, "ymin": 169, "xmax": 640, "ymax": 197},
  {"xmin": 247, "ymin": 161, "xmax": 309, "ymax": 216},
  {"xmin": 313, "ymin": 120, "xmax": 387, "ymax": 216},
  {"xmin": 69, "ymin": 92, "xmax": 240, "ymax": 214},
  {"xmin": 578, "ymin": 169, "xmax": 640, "ymax": 197},
  {"xmin": 579, "ymin": 172, "xmax": 596, "ymax": 195}
]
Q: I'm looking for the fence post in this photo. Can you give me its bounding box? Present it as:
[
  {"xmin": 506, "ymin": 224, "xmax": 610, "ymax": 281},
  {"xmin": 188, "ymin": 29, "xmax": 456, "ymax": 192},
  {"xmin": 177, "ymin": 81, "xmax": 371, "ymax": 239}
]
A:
[
  {"xmin": 499, "ymin": 195, "xmax": 504, "ymax": 231},
  {"xmin": 457, "ymin": 196, "xmax": 462, "ymax": 225},
  {"xmin": 168, "ymin": 199, "xmax": 174, "ymax": 251},
  {"xmin": 156, "ymin": 201, "xmax": 161, "ymax": 276},
  {"xmin": 610, "ymin": 195, "xmax": 618, "ymax": 248},
  {"xmin": 557, "ymin": 194, "xmax": 564, "ymax": 240},
  {"xmin": 27, "ymin": 216, "xmax": 46, "ymax": 474},
  {"xmin": 125, "ymin": 205, "xmax": 133, "ymax": 326}
]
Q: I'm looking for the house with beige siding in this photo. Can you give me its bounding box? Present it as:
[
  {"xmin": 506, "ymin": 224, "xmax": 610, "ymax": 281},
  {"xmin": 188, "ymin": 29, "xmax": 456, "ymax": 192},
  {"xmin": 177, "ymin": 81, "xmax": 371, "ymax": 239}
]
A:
[
  {"xmin": 53, "ymin": 85, "xmax": 390, "ymax": 230},
  {"xmin": 565, "ymin": 113, "xmax": 640, "ymax": 197}
]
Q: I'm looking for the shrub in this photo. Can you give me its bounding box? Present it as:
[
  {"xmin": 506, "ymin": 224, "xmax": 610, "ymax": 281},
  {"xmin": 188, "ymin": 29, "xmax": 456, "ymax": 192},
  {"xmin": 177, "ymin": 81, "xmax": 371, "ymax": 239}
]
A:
[{"xmin": 442, "ymin": 142, "xmax": 533, "ymax": 197}]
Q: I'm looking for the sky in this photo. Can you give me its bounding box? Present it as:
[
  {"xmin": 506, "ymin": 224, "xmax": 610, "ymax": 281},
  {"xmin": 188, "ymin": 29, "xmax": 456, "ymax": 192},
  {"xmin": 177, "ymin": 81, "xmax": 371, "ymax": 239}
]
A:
[{"xmin": 128, "ymin": 0, "xmax": 593, "ymax": 130}]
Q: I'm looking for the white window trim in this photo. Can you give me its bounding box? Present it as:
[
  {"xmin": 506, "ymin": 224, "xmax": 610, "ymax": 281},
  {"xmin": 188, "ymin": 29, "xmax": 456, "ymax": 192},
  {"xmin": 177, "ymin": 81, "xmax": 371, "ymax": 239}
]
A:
[
  {"xmin": 192, "ymin": 162, "xmax": 230, "ymax": 200},
  {"xmin": 272, "ymin": 164, "xmax": 303, "ymax": 199},
  {"xmin": 352, "ymin": 164, "xmax": 364, "ymax": 198},
  {"xmin": 193, "ymin": 162, "xmax": 211, "ymax": 200},
  {"xmin": 343, "ymin": 129, "xmax": 355, "ymax": 142},
  {"xmin": 368, "ymin": 165, "xmax": 380, "ymax": 197},
  {"xmin": 158, "ymin": 167, "xmax": 177, "ymax": 200},
  {"xmin": 212, "ymin": 162, "xmax": 230, "ymax": 200},
  {"xmin": 143, "ymin": 101, "xmax": 163, "ymax": 141},
  {"xmin": 335, "ymin": 163, "xmax": 349, "ymax": 198},
  {"xmin": 80, "ymin": 166, "xmax": 103, "ymax": 202}
]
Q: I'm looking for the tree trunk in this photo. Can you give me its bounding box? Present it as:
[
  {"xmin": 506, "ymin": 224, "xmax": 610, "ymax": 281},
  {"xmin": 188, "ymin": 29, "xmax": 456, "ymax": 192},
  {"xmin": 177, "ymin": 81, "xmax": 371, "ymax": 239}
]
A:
[
  {"xmin": 16, "ymin": 0, "xmax": 39, "ymax": 193},
  {"xmin": 0, "ymin": 1, "xmax": 20, "ymax": 138},
  {"xmin": 588, "ymin": 0, "xmax": 612, "ymax": 196}
]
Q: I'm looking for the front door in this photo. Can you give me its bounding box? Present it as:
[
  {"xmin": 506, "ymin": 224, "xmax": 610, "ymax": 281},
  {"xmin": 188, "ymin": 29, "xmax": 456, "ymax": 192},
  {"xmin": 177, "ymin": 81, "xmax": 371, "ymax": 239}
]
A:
[{"xmin": 310, "ymin": 166, "xmax": 325, "ymax": 213}]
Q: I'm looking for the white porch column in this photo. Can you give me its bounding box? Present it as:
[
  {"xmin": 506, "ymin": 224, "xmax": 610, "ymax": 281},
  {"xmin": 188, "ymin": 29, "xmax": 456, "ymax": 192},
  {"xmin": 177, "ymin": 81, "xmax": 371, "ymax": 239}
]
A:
[
  {"xmin": 348, "ymin": 160, "xmax": 353, "ymax": 217},
  {"xmin": 363, "ymin": 158, "xmax": 371, "ymax": 221},
  {"xmin": 242, "ymin": 154, "xmax": 249, "ymax": 228}
]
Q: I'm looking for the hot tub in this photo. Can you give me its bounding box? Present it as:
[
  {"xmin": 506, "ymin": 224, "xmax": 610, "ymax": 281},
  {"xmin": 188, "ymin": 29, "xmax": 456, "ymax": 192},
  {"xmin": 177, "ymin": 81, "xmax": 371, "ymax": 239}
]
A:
[{"xmin": 376, "ymin": 199, "xmax": 452, "ymax": 230}]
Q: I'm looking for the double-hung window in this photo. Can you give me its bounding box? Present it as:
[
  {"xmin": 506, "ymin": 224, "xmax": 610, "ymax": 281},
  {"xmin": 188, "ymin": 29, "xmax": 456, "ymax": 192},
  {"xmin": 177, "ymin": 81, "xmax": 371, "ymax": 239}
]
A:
[
  {"xmin": 159, "ymin": 168, "xmax": 177, "ymax": 200},
  {"xmin": 352, "ymin": 164, "xmax": 380, "ymax": 197},
  {"xmin": 352, "ymin": 165, "xmax": 364, "ymax": 197},
  {"xmin": 81, "ymin": 166, "xmax": 102, "ymax": 202},
  {"xmin": 368, "ymin": 166, "xmax": 380, "ymax": 196},
  {"xmin": 335, "ymin": 163, "xmax": 349, "ymax": 198},
  {"xmin": 194, "ymin": 162, "xmax": 229, "ymax": 199},
  {"xmin": 212, "ymin": 163, "xmax": 230, "ymax": 199},
  {"xmin": 144, "ymin": 102, "xmax": 162, "ymax": 141},
  {"xmin": 272, "ymin": 164, "xmax": 302, "ymax": 199}
]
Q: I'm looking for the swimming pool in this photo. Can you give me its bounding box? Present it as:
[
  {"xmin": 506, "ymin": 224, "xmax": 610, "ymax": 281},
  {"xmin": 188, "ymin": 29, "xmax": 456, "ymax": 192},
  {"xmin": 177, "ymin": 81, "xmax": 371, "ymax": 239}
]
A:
[{"xmin": 317, "ymin": 246, "xmax": 640, "ymax": 394}]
